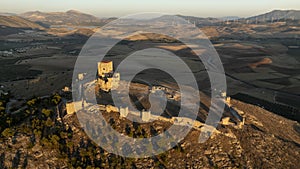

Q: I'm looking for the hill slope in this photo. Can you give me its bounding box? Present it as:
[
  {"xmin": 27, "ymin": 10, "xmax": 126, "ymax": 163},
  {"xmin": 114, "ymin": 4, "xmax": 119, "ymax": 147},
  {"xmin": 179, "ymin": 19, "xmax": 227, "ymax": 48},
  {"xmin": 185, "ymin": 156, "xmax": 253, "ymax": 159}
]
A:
[
  {"xmin": 0, "ymin": 94, "xmax": 299, "ymax": 168},
  {"xmin": 247, "ymin": 10, "xmax": 300, "ymax": 22},
  {"xmin": 0, "ymin": 15, "xmax": 44, "ymax": 29}
]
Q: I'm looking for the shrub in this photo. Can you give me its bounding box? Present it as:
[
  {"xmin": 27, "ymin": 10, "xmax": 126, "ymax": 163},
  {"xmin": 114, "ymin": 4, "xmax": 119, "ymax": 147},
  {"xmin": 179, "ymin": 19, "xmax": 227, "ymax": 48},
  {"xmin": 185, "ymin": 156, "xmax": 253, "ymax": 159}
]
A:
[
  {"xmin": 42, "ymin": 108, "xmax": 52, "ymax": 117},
  {"xmin": 27, "ymin": 98, "xmax": 37, "ymax": 106},
  {"xmin": 52, "ymin": 94, "xmax": 61, "ymax": 105},
  {"xmin": 2, "ymin": 128, "xmax": 14, "ymax": 138}
]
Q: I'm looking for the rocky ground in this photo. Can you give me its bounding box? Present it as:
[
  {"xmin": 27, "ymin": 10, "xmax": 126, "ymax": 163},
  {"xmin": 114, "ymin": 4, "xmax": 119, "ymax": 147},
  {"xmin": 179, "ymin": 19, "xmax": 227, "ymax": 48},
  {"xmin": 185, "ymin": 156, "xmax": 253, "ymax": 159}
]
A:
[{"xmin": 0, "ymin": 94, "xmax": 299, "ymax": 168}]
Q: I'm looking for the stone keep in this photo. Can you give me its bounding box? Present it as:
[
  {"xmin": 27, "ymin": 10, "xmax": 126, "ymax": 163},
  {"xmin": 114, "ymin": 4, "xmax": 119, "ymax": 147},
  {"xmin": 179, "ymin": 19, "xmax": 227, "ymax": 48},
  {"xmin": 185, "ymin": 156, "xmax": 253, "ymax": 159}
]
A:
[
  {"xmin": 97, "ymin": 61, "xmax": 120, "ymax": 92},
  {"xmin": 98, "ymin": 61, "xmax": 113, "ymax": 77}
]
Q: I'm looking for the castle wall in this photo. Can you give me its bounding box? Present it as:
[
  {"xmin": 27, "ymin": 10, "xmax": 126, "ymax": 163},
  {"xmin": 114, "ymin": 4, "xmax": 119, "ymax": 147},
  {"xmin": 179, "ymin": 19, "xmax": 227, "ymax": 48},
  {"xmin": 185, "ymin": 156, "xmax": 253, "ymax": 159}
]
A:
[
  {"xmin": 106, "ymin": 105, "xmax": 119, "ymax": 113},
  {"xmin": 66, "ymin": 101, "xmax": 85, "ymax": 115},
  {"xmin": 98, "ymin": 78, "xmax": 112, "ymax": 92},
  {"xmin": 120, "ymin": 107, "xmax": 129, "ymax": 118},
  {"xmin": 142, "ymin": 110, "xmax": 151, "ymax": 122}
]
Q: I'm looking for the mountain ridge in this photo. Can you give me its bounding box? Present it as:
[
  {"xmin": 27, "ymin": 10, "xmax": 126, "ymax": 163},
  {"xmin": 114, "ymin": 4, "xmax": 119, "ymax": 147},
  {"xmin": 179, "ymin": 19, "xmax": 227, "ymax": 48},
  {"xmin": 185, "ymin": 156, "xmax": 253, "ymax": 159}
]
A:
[
  {"xmin": 246, "ymin": 9, "xmax": 300, "ymax": 22},
  {"xmin": 19, "ymin": 10, "xmax": 107, "ymax": 26}
]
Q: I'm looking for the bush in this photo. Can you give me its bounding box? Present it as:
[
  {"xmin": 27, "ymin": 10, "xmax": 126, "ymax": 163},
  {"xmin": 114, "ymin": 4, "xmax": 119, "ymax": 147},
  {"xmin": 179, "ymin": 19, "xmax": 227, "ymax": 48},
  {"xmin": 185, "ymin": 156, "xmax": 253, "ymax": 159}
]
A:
[
  {"xmin": 0, "ymin": 101, "xmax": 5, "ymax": 112},
  {"xmin": 45, "ymin": 117, "xmax": 53, "ymax": 127},
  {"xmin": 42, "ymin": 109, "xmax": 52, "ymax": 117},
  {"xmin": 41, "ymin": 138, "xmax": 51, "ymax": 147},
  {"xmin": 2, "ymin": 128, "xmax": 14, "ymax": 138},
  {"xmin": 27, "ymin": 98, "xmax": 37, "ymax": 107},
  {"xmin": 50, "ymin": 135, "xmax": 60, "ymax": 148},
  {"xmin": 52, "ymin": 94, "xmax": 61, "ymax": 105}
]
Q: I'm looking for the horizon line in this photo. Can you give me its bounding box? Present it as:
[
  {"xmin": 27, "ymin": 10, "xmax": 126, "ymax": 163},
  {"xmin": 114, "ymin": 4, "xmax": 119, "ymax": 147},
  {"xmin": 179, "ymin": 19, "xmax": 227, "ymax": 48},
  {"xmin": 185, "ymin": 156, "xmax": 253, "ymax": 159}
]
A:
[{"xmin": 1, "ymin": 8, "xmax": 299, "ymax": 19}]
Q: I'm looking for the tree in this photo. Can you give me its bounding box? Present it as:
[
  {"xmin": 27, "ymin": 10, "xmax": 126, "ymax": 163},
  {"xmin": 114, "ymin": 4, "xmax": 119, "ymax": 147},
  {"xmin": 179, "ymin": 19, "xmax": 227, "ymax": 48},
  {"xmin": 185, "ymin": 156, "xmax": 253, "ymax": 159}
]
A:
[
  {"xmin": 31, "ymin": 118, "xmax": 42, "ymax": 130},
  {"xmin": 42, "ymin": 109, "xmax": 52, "ymax": 117},
  {"xmin": 50, "ymin": 134, "xmax": 60, "ymax": 148},
  {"xmin": 45, "ymin": 117, "xmax": 53, "ymax": 127},
  {"xmin": 41, "ymin": 138, "xmax": 51, "ymax": 147},
  {"xmin": 27, "ymin": 98, "xmax": 37, "ymax": 107},
  {"xmin": 60, "ymin": 131, "xmax": 68, "ymax": 139},
  {"xmin": 52, "ymin": 94, "xmax": 61, "ymax": 105},
  {"xmin": 67, "ymin": 141, "xmax": 74, "ymax": 152}
]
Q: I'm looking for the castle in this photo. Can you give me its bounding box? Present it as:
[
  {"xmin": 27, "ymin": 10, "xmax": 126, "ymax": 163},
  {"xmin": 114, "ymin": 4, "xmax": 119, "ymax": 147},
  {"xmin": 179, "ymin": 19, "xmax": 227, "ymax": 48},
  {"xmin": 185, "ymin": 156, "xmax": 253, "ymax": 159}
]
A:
[
  {"xmin": 66, "ymin": 63, "xmax": 245, "ymax": 130},
  {"xmin": 97, "ymin": 61, "xmax": 120, "ymax": 92}
]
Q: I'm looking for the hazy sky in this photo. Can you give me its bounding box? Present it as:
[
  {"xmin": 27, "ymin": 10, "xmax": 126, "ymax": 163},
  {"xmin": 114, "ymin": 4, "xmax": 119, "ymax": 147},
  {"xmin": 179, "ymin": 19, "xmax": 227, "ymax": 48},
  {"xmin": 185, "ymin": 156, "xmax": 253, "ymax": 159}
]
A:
[{"xmin": 1, "ymin": 0, "xmax": 299, "ymax": 18}]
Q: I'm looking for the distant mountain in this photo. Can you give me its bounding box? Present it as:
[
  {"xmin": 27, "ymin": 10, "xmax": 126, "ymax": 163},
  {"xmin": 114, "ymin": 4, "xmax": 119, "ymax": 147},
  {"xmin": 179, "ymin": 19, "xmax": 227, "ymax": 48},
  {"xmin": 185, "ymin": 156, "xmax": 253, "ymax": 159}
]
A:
[
  {"xmin": 246, "ymin": 10, "xmax": 300, "ymax": 22},
  {"xmin": 20, "ymin": 10, "xmax": 109, "ymax": 26},
  {"xmin": 0, "ymin": 15, "xmax": 44, "ymax": 29},
  {"xmin": 219, "ymin": 16, "xmax": 240, "ymax": 21},
  {"xmin": 0, "ymin": 12, "xmax": 16, "ymax": 16},
  {"xmin": 175, "ymin": 15, "xmax": 220, "ymax": 27}
]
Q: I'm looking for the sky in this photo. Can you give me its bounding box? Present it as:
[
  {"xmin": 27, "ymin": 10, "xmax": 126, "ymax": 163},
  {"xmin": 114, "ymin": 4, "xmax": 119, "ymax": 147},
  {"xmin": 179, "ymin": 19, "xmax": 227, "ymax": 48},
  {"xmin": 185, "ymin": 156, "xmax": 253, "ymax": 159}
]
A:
[{"xmin": 0, "ymin": 0, "xmax": 300, "ymax": 18}]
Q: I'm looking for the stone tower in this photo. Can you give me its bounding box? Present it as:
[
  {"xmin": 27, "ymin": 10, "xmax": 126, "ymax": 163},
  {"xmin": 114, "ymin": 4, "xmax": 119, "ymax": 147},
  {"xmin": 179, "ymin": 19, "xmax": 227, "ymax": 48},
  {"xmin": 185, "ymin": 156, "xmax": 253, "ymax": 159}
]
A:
[
  {"xmin": 97, "ymin": 61, "xmax": 120, "ymax": 92},
  {"xmin": 98, "ymin": 61, "xmax": 113, "ymax": 77}
]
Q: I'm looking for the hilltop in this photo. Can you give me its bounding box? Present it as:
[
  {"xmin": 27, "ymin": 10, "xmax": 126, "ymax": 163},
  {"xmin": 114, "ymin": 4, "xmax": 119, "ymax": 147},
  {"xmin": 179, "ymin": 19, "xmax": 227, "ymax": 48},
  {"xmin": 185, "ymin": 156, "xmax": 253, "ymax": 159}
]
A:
[
  {"xmin": 246, "ymin": 10, "xmax": 300, "ymax": 22},
  {"xmin": 19, "ymin": 10, "xmax": 109, "ymax": 26},
  {"xmin": 0, "ymin": 92, "xmax": 299, "ymax": 168}
]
